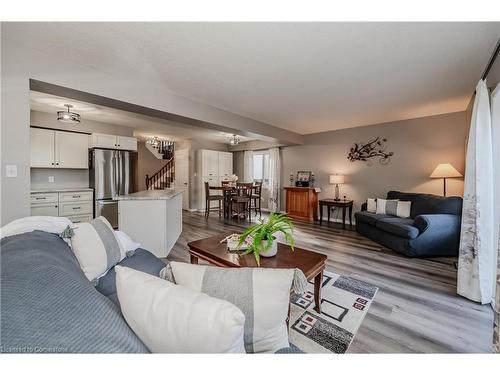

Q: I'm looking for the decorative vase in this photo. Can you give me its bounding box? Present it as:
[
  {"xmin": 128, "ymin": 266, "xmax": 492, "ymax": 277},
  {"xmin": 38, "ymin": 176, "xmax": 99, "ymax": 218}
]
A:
[{"xmin": 260, "ymin": 238, "xmax": 278, "ymax": 257}]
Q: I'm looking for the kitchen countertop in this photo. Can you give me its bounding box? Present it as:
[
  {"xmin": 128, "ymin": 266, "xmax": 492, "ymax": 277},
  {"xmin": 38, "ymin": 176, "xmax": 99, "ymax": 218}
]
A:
[
  {"xmin": 115, "ymin": 189, "xmax": 184, "ymax": 201},
  {"xmin": 31, "ymin": 188, "xmax": 94, "ymax": 193}
]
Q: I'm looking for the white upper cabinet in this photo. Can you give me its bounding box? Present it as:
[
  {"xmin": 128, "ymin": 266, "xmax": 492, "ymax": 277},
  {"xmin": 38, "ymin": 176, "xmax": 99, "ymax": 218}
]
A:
[
  {"xmin": 30, "ymin": 128, "xmax": 89, "ymax": 169},
  {"xmin": 200, "ymin": 150, "xmax": 219, "ymax": 177},
  {"xmin": 90, "ymin": 133, "xmax": 116, "ymax": 149},
  {"xmin": 90, "ymin": 133, "xmax": 137, "ymax": 151},
  {"xmin": 30, "ymin": 128, "xmax": 55, "ymax": 168},
  {"xmin": 218, "ymin": 152, "xmax": 233, "ymax": 179},
  {"xmin": 116, "ymin": 136, "xmax": 138, "ymax": 151},
  {"xmin": 55, "ymin": 131, "xmax": 89, "ymax": 168}
]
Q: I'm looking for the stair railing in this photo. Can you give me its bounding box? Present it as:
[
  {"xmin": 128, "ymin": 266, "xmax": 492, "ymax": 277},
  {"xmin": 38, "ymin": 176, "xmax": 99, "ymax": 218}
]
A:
[{"xmin": 145, "ymin": 157, "xmax": 175, "ymax": 190}]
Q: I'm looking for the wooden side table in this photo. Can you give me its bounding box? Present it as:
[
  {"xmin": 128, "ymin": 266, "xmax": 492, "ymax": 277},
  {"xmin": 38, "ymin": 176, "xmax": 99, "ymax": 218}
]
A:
[{"xmin": 319, "ymin": 199, "xmax": 354, "ymax": 229}]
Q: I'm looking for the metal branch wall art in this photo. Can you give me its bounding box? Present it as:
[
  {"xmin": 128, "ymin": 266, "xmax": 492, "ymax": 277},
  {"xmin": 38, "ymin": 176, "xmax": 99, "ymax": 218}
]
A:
[{"xmin": 347, "ymin": 137, "xmax": 394, "ymax": 165}]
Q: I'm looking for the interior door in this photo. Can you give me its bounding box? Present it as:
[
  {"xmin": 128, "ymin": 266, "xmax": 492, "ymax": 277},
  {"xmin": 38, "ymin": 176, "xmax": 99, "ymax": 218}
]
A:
[
  {"xmin": 175, "ymin": 148, "xmax": 190, "ymax": 210},
  {"xmin": 30, "ymin": 128, "xmax": 55, "ymax": 168},
  {"xmin": 55, "ymin": 131, "xmax": 89, "ymax": 169}
]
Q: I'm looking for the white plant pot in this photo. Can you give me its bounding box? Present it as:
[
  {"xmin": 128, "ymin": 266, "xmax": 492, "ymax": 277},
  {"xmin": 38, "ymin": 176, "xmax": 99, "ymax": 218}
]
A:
[{"xmin": 260, "ymin": 239, "xmax": 278, "ymax": 257}]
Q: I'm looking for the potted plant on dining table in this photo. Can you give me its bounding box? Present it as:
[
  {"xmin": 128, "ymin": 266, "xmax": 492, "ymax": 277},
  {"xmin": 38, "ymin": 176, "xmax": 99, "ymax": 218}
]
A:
[{"xmin": 238, "ymin": 213, "xmax": 295, "ymax": 266}]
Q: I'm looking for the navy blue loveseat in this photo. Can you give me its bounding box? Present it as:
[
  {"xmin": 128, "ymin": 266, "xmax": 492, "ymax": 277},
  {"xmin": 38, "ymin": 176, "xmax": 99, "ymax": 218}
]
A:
[{"xmin": 355, "ymin": 191, "xmax": 462, "ymax": 258}]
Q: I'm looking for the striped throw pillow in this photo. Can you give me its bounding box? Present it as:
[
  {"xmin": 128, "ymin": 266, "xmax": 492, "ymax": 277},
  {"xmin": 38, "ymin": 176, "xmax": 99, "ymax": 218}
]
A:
[
  {"xmin": 163, "ymin": 261, "xmax": 305, "ymax": 353},
  {"xmin": 71, "ymin": 216, "xmax": 125, "ymax": 283},
  {"xmin": 376, "ymin": 199, "xmax": 411, "ymax": 218}
]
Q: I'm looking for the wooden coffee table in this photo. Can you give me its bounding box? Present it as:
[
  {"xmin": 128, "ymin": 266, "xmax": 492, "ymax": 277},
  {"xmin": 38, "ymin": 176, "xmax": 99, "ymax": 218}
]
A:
[{"xmin": 187, "ymin": 233, "xmax": 328, "ymax": 313}]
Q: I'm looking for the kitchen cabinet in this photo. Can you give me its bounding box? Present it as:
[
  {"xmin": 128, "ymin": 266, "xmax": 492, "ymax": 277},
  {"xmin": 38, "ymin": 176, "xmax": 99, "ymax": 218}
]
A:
[
  {"xmin": 118, "ymin": 191, "xmax": 182, "ymax": 258},
  {"xmin": 30, "ymin": 128, "xmax": 56, "ymax": 168},
  {"xmin": 200, "ymin": 149, "xmax": 219, "ymax": 177},
  {"xmin": 90, "ymin": 133, "xmax": 137, "ymax": 151},
  {"xmin": 218, "ymin": 152, "xmax": 233, "ymax": 179},
  {"xmin": 196, "ymin": 150, "xmax": 234, "ymax": 210},
  {"xmin": 55, "ymin": 131, "xmax": 89, "ymax": 168},
  {"xmin": 116, "ymin": 136, "xmax": 138, "ymax": 151},
  {"xmin": 31, "ymin": 189, "xmax": 93, "ymax": 223},
  {"xmin": 30, "ymin": 127, "xmax": 89, "ymax": 169},
  {"xmin": 31, "ymin": 203, "xmax": 59, "ymax": 217}
]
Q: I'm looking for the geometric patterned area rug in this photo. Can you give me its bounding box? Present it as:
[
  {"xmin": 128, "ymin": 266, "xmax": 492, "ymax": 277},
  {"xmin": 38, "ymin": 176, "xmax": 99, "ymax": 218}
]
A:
[{"xmin": 289, "ymin": 271, "xmax": 378, "ymax": 353}]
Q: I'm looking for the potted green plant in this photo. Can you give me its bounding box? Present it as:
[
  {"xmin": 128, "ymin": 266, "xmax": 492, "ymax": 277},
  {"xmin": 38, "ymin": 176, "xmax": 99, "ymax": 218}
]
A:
[{"xmin": 238, "ymin": 213, "xmax": 295, "ymax": 266}]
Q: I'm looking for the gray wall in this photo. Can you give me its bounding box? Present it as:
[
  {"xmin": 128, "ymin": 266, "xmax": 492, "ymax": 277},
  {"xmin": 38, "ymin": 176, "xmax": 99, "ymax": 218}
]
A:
[
  {"xmin": 29, "ymin": 110, "xmax": 134, "ymax": 191},
  {"xmin": 281, "ymin": 111, "xmax": 467, "ymax": 215}
]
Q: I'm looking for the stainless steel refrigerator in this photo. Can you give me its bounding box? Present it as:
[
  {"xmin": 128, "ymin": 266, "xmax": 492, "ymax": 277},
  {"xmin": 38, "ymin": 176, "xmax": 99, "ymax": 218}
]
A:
[{"xmin": 89, "ymin": 149, "xmax": 138, "ymax": 228}]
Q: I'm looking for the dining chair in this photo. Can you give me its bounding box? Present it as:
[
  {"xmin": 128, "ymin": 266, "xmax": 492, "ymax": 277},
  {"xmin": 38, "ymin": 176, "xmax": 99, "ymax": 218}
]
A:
[
  {"xmin": 251, "ymin": 181, "xmax": 262, "ymax": 217},
  {"xmin": 204, "ymin": 181, "xmax": 224, "ymax": 219},
  {"xmin": 230, "ymin": 183, "xmax": 253, "ymax": 223}
]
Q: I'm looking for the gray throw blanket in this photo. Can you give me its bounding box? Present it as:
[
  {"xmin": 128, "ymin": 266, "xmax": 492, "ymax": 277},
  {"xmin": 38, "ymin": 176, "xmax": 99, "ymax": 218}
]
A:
[{"xmin": 0, "ymin": 231, "xmax": 148, "ymax": 353}]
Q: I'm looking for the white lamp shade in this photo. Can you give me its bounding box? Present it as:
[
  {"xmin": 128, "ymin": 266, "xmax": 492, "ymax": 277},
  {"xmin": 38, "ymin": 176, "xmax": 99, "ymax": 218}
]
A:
[
  {"xmin": 329, "ymin": 175, "xmax": 345, "ymax": 184},
  {"xmin": 430, "ymin": 163, "xmax": 462, "ymax": 178}
]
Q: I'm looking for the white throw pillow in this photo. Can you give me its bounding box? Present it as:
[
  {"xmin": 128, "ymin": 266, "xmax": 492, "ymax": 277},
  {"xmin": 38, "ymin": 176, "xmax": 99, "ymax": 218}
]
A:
[
  {"xmin": 366, "ymin": 198, "xmax": 377, "ymax": 213},
  {"xmin": 166, "ymin": 261, "xmax": 294, "ymax": 353},
  {"xmin": 115, "ymin": 266, "xmax": 246, "ymax": 353},
  {"xmin": 71, "ymin": 216, "xmax": 125, "ymax": 282},
  {"xmin": 375, "ymin": 198, "xmax": 398, "ymax": 215},
  {"xmin": 395, "ymin": 201, "xmax": 411, "ymax": 218}
]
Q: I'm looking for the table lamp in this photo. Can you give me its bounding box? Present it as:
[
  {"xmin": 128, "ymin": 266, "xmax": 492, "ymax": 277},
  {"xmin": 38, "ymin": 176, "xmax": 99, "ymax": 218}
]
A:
[
  {"xmin": 430, "ymin": 163, "xmax": 462, "ymax": 196},
  {"xmin": 329, "ymin": 174, "xmax": 345, "ymax": 201}
]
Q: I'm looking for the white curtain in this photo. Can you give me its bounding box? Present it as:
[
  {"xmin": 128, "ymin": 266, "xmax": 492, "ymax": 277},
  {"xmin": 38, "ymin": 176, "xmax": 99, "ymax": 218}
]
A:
[
  {"xmin": 491, "ymin": 83, "xmax": 500, "ymax": 352},
  {"xmin": 457, "ymin": 79, "xmax": 495, "ymax": 304},
  {"xmin": 243, "ymin": 150, "xmax": 254, "ymax": 182},
  {"xmin": 268, "ymin": 147, "xmax": 281, "ymax": 213}
]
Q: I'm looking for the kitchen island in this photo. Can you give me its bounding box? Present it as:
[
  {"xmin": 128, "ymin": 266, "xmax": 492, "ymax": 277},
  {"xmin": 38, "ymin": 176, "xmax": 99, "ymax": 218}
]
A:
[{"xmin": 116, "ymin": 189, "xmax": 183, "ymax": 258}]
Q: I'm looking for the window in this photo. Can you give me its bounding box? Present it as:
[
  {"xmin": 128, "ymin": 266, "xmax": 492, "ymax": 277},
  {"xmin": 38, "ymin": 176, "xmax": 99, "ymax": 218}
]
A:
[{"xmin": 253, "ymin": 151, "xmax": 270, "ymax": 188}]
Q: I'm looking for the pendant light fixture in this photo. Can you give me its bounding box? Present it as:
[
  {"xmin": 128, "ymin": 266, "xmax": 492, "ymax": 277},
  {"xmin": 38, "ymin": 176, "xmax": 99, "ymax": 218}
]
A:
[
  {"xmin": 146, "ymin": 136, "xmax": 159, "ymax": 148},
  {"xmin": 229, "ymin": 134, "xmax": 240, "ymax": 145},
  {"xmin": 57, "ymin": 104, "xmax": 81, "ymax": 124}
]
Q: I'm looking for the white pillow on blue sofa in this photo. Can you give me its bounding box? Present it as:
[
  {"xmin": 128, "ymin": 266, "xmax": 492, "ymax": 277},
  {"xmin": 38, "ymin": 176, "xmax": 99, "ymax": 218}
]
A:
[
  {"xmin": 115, "ymin": 265, "xmax": 246, "ymax": 353},
  {"xmin": 165, "ymin": 261, "xmax": 297, "ymax": 354}
]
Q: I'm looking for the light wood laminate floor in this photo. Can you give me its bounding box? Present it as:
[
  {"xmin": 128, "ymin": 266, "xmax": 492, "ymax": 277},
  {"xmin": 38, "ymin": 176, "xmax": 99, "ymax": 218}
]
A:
[{"xmin": 168, "ymin": 211, "xmax": 494, "ymax": 353}]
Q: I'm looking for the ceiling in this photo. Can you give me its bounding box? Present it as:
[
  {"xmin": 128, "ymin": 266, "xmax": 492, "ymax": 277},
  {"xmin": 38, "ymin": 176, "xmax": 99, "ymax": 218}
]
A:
[
  {"xmin": 8, "ymin": 22, "xmax": 500, "ymax": 134},
  {"xmin": 29, "ymin": 91, "xmax": 255, "ymax": 144}
]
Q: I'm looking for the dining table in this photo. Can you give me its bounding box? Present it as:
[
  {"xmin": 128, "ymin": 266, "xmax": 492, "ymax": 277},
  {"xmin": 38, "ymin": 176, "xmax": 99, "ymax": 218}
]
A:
[{"xmin": 209, "ymin": 184, "xmax": 256, "ymax": 219}]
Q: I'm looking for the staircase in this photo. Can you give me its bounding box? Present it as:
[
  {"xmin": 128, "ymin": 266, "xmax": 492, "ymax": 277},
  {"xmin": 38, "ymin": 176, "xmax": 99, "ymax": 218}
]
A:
[
  {"xmin": 145, "ymin": 157, "xmax": 175, "ymax": 189},
  {"xmin": 145, "ymin": 141, "xmax": 175, "ymax": 190}
]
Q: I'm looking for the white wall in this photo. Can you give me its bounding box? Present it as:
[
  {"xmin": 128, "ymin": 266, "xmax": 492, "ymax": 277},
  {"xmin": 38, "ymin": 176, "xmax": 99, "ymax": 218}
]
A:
[{"xmin": 0, "ymin": 31, "xmax": 296, "ymax": 225}]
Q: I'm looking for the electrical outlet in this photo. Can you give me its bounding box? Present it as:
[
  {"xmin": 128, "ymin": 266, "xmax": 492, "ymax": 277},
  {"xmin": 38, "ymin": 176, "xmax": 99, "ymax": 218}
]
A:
[
  {"xmin": 48, "ymin": 176, "xmax": 55, "ymax": 183},
  {"xmin": 5, "ymin": 165, "xmax": 17, "ymax": 177}
]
